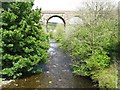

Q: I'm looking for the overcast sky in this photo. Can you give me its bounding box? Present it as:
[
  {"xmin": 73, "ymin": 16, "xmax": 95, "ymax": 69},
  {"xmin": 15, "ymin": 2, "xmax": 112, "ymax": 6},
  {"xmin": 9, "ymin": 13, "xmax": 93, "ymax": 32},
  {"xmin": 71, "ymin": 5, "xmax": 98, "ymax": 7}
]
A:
[
  {"xmin": 33, "ymin": 0, "xmax": 83, "ymax": 10},
  {"xmin": 33, "ymin": 0, "xmax": 120, "ymax": 10}
]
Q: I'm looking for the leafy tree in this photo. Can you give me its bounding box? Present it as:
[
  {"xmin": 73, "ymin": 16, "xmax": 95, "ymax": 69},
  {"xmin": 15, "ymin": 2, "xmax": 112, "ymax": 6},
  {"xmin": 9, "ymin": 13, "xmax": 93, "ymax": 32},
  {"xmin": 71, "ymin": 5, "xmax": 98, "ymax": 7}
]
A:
[
  {"xmin": 2, "ymin": 2, "xmax": 49, "ymax": 79},
  {"xmin": 59, "ymin": 0, "xmax": 118, "ymax": 88},
  {"xmin": 73, "ymin": 1, "xmax": 117, "ymax": 88}
]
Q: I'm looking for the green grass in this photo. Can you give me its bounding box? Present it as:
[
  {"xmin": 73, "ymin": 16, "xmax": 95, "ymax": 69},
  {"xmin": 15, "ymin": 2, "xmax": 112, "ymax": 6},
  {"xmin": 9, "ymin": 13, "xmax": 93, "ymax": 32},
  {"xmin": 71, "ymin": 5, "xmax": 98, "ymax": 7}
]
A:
[{"xmin": 92, "ymin": 64, "xmax": 118, "ymax": 88}]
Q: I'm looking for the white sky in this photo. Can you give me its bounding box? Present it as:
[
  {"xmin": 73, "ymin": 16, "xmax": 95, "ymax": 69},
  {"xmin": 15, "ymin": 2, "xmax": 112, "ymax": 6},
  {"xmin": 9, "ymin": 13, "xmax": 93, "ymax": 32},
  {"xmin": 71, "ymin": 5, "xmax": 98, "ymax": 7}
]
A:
[
  {"xmin": 33, "ymin": 0, "xmax": 120, "ymax": 23},
  {"xmin": 33, "ymin": 0, "xmax": 83, "ymax": 10},
  {"xmin": 33, "ymin": 0, "xmax": 120, "ymax": 10}
]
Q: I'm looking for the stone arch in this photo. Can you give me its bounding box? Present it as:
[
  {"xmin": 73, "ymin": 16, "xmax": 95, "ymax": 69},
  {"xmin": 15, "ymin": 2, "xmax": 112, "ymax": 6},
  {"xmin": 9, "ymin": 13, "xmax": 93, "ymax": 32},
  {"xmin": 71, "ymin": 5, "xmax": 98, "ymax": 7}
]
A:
[{"xmin": 46, "ymin": 15, "xmax": 66, "ymax": 30}]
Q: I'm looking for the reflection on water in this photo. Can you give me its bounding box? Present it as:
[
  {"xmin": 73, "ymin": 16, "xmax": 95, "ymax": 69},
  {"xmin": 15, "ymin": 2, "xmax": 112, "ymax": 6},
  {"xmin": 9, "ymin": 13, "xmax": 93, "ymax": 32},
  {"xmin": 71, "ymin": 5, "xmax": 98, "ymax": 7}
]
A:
[{"xmin": 2, "ymin": 39, "xmax": 96, "ymax": 88}]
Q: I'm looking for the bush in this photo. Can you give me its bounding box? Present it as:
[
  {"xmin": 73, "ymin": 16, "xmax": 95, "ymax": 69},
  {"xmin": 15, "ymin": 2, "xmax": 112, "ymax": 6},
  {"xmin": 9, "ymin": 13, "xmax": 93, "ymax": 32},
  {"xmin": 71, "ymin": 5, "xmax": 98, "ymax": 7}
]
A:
[
  {"xmin": 73, "ymin": 48, "xmax": 111, "ymax": 76},
  {"xmin": 2, "ymin": 2, "xmax": 49, "ymax": 79}
]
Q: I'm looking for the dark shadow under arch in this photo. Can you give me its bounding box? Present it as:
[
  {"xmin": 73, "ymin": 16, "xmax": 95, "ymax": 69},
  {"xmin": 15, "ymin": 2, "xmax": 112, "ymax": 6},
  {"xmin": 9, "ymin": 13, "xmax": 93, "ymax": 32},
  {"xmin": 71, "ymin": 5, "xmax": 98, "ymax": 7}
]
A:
[{"xmin": 46, "ymin": 15, "xmax": 66, "ymax": 30}]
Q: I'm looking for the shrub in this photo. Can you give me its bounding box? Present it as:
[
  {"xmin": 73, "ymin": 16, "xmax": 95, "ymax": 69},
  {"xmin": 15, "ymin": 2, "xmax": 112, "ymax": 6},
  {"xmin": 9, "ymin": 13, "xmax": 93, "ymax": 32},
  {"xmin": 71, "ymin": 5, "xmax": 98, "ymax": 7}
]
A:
[{"xmin": 73, "ymin": 48, "xmax": 111, "ymax": 76}]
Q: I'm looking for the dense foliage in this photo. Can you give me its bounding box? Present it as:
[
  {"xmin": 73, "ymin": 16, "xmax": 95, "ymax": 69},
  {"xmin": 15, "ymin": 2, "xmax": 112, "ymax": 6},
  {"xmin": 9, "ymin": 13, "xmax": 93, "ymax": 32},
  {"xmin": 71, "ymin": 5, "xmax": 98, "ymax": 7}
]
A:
[
  {"xmin": 54, "ymin": 1, "xmax": 118, "ymax": 88},
  {"xmin": 2, "ymin": 2, "xmax": 49, "ymax": 79}
]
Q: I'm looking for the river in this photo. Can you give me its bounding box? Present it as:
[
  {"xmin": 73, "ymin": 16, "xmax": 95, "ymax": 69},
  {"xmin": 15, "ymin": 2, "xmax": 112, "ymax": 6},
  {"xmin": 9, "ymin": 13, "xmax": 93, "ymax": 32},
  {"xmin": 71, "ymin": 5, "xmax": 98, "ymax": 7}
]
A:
[{"xmin": 2, "ymin": 39, "xmax": 96, "ymax": 88}]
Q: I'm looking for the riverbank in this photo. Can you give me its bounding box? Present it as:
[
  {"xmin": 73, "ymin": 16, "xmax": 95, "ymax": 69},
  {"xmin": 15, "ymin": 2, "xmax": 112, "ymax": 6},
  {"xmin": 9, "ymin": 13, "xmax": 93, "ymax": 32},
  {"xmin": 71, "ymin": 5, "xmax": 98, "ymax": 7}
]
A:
[{"xmin": 0, "ymin": 78, "xmax": 14, "ymax": 88}]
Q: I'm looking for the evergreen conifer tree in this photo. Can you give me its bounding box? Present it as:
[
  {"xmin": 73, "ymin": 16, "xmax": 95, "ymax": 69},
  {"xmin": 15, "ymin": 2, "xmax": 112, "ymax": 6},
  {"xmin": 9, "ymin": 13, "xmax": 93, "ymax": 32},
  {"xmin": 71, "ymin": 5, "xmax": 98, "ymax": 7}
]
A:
[{"xmin": 2, "ymin": 2, "xmax": 49, "ymax": 79}]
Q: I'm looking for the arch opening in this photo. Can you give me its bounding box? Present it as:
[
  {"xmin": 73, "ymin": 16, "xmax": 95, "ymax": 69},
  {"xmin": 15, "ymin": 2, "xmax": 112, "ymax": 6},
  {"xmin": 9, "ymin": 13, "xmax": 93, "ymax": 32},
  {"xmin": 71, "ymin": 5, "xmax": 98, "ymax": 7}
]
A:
[
  {"xmin": 46, "ymin": 15, "xmax": 66, "ymax": 30},
  {"xmin": 46, "ymin": 15, "xmax": 65, "ymax": 39}
]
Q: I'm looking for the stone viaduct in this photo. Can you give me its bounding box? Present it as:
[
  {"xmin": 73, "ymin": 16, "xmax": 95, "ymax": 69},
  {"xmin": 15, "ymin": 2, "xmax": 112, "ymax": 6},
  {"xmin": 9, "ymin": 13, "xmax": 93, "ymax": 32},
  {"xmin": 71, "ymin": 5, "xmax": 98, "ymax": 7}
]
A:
[{"xmin": 41, "ymin": 10, "xmax": 79, "ymax": 30}]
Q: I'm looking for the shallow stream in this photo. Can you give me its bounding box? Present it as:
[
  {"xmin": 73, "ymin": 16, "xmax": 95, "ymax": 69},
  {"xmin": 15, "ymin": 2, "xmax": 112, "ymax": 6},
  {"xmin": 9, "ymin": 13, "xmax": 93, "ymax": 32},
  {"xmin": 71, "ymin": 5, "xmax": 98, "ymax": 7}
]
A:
[{"xmin": 2, "ymin": 39, "xmax": 95, "ymax": 88}]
